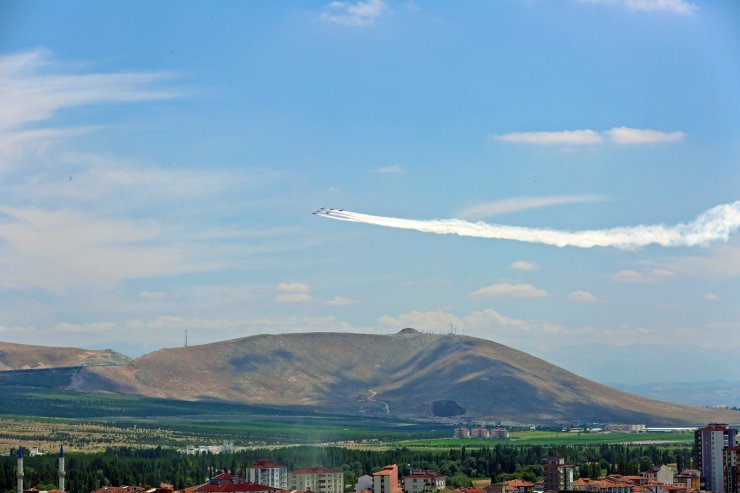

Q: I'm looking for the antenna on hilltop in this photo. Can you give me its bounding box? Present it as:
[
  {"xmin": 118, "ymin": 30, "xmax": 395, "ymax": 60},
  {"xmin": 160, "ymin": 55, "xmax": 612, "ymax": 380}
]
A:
[{"xmin": 185, "ymin": 329, "xmax": 188, "ymax": 348}]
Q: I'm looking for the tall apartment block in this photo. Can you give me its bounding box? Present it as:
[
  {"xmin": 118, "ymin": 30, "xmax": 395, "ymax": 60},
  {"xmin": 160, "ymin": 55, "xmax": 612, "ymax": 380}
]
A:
[
  {"xmin": 725, "ymin": 446, "xmax": 740, "ymax": 493},
  {"xmin": 544, "ymin": 457, "xmax": 573, "ymax": 492},
  {"xmin": 695, "ymin": 423, "xmax": 738, "ymax": 493}
]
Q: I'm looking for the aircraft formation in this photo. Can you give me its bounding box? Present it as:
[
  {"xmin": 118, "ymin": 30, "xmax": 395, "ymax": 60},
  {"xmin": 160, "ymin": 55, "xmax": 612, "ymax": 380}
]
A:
[{"xmin": 312, "ymin": 207, "xmax": 343, "ymax": 215}]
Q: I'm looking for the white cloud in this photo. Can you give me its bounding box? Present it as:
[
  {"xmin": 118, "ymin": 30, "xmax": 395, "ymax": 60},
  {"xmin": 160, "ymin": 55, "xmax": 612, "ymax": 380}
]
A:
[
  {"xmin": 53, "ymin": 321, "xmax": 116, "ymax": 333},
  {"xmin": 321, "ymin": 0, "xmax": 387, "ymax": 26},
  {"xmin": 510, "ymin": 260, "xmax": 540, "ymax": 271},
  {"xmin": 703, "ymin": 292, "xmax": 721, "ymax": 302},
  {"xmin": 567, "ymin": 291, "xmax": 598, "ymax": 302},
  {"xmin": 493, "ymin": 129, "xmax": 603, "ymax": 145},
  {"xmin": 613, "ymin": 268, "xmax": 675, "ymax": 283},
  {"xmin": 326, "ymin": 296, "xmax": 359, "ymax": 306},
  {"xmin": 276, "ymin": 282, "xmax": 313, "ymax": 302},
  {"xmin": 139, "ymin": 291, "xmax": 168, "ymax": 300},
  {"xmin": 606, "ymin": 127, "xmax": 686, "ymax": 144},
  {"xmin": 462, "ymin": 308, "xmax": 531, "ymax": 331},
  {"xmin": 459, "ymin": 195, "xmax": 607, "ymax": 219},
  {"xmin": 493, "ymin": 127, "xmax": 686, "ymax": 145},
  {"xmin": 379, "ymin": 308, "xmax": 555, "ymax": 335},
  {"xmin": 277, "ymin": 282, "xmax": 310, "ymax": 293},
  {"xmin": 372, "ymin": 164, "xmax": 403, "ymax": 174},
  {"xmin": 471, "ymin": 282, "xmax": 549, "ymax": 298},
  {"xmin": 378, "ymin": 309, "xmax": 463, "ymax": 330},
  {"xmin": 581, "ymin": 0, "xmax": 697, "ymax": 15}
]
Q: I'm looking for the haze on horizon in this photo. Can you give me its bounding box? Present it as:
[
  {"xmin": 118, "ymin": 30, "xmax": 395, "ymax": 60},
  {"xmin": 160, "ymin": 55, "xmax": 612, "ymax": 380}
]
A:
[{"xmin": 0, "ymin": 0, "xmax": 738, "ymax": 388}]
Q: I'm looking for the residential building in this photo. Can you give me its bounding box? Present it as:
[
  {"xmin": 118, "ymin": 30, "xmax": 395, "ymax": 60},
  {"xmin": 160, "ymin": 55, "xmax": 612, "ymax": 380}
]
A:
[
  {"xmin": 373, "ymin": 465, "xmax": 403, "ymax": 493},
  {"xmin": 544, "ymin": 457, "xmax": 573, "ymax": 492},
  {"xmin": 490, "ymin": 428, "xmax": 510, "ymax": 439},
  {"xmin": 402, "ymin": 470, "xmax": 445, "ymax": 493},
  {"xmin": 642, "ymin": 466, "xmax": 674, "ymax": 485},
  {"xmin": 289, "ymin": 466, "xmax": 344, "ymax": 493},
  {"xmin": 454, "ymin": 428, "xmax": 471, "ymax": 438},
  {"xmin": 694, "ymin": 423, "xmax": 738, "ymax": 493},
  {"xmin": 504, "ymin": 480, "xmax": 534, "ymax": 493},
  {"xmin": 246, "ymin": 460, "xmax": 287, "ymax": 490},
  {"xmin": 471, "ymin": 428, "xmax": 490, "ymax": 439},
  {"xmin": 725, "ymin": 447, "xmax": 740, "ymax": 493},
  {"xmin": 673, "ymin": 470, "xmax": 700, "ymax": 490}
]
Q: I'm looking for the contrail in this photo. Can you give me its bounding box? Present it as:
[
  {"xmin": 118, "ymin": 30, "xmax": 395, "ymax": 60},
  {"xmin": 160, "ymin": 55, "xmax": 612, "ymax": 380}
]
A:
[{"xmin": 315, "ymin": 201, "xmax": 740, "ymax": 249}]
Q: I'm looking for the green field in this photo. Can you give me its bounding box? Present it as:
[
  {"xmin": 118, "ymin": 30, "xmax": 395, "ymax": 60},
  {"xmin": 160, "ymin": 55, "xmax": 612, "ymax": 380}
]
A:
[
  {"xmin": 389, "ymin": 431, "xmax": 693, "ymax": 448},
  {"xmin": 1, "ymin": 384, "xmax": 696, "ymax": 451},
  {"xmin": 0, "ymin": 385, "xmax": 449, "ymax": 449}
]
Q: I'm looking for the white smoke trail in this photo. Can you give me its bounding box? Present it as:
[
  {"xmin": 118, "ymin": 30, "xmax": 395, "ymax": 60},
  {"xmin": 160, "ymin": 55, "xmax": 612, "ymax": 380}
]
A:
[{"xmin": 316, "ymin": 200, "xmax": 740, "ymax": 249}]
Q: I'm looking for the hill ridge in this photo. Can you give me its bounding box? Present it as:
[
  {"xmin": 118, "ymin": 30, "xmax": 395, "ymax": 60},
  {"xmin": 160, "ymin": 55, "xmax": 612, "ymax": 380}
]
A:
[{"xmin": 5, "ymin": 332, "xmax": 739, "ymax": 425}]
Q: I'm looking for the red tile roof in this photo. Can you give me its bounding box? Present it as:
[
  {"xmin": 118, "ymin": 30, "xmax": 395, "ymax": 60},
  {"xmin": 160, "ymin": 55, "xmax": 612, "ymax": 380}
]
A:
[
  {"xmin": 247, "ymin": 460, "xmax": 286, "ymax": 470},
  {"xmin": 505, "ymin": 480, "xmax": 534, "ymax": 488},
  {"xmin": 194, "ymin": 474, "xmax": 279, "ymax": 493},
  {"xmin": 195, "ymin": 483, "xmax": 278, "ymax": 493}
]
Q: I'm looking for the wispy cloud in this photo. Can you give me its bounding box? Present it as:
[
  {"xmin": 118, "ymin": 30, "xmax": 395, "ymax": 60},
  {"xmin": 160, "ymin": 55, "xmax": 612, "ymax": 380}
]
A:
[
  {"xmin": 510, "ymin": 261, "xmax": 539, "ymax": 271},
  {"xmin": 372, "ymin": 164, "xmax": 403, "ymax": 174},
  {"xmin": 613, "ymin": 268, "xmax": 675, "ymax": 283},
  {"xmin": 567, "ymin": 291, "xmax": 598, "ymax": 302},
  {"xmin": 471, "ymin": 282, "xmax": 548, "ymax": 298},
  {"xmin": 275, "ymin": 282, "xmax": 313, "ymax": 302},
  {"xmin": 379, "ymin": 309, "xmax": 461, "ymax": 330},
  {"xmin": 139, "ymin": 291, "xmax": 168, "ymax": 300},
  {"xmin": 0, "ymin": 207, "xmax": 217, "ymax": 292},
  {"xmin": 326, "ymin": 296, "xmax": 359, "ymax": 306},
  {"xmin": 492, "ymin": 127, "xmax": 686, "ymax": 145},
  {"xmin": 703, "ymin": 292, "xmax": 721, "ymax": 302},
  {"xmin": 53, "ymin": 321, "xmax": 116, "ymax": 333},
  {"xmin": 459, "ymin": 194, "xmax": 607, "ymax": 219},
  {"xmin": 606, "ymin": 127, "xmax": 685, "ymax": 143},
  {"xmin": 580, "ymin": 0, "xmax": 697, "ymax": 15},
  {"xmin": 0, "ymin": 51, "xmax": 313, "ymax": 295},
  {"xmin": 0, "ymin": 50, "xmax": 175, "ymax": 132},
  {"xmin": 378, "ymin": 308, "xmax": 558, "ymax": 336},
  {"xmin": 318, "ymin": 201, "xmax": 740, "ymax": 249},
  {"xmin": 494, "ymin": 129, "xmax": 602, "ymax": 145},
  {"xmin": 321, "ymin": 0, "xmax": 387, "ymax": 26}
]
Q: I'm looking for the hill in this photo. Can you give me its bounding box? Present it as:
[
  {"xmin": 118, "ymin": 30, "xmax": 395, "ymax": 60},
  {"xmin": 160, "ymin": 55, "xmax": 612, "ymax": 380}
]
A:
[
  {"xmin": 0, "ymin": 341, "xmax": 132, "ymax": 371},
  {"xmin": 70, "ymin": 330, "xmax": 740, "ymax": 425}
]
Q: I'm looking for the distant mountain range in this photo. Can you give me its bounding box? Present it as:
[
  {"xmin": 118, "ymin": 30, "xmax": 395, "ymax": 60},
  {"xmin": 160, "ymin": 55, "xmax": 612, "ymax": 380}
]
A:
[
  {"xmin": 611, "ymin": 380, "xmax": 740, "ymax": 408},
  {"xmin": 2, "ymin": 330, "xmax": 738, "ymax": 425}
]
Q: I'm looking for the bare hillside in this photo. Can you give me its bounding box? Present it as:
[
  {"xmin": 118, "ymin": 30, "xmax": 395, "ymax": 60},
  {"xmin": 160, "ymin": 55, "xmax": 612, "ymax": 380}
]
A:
[
  {"xmin": 73, "ymin": 330, "xmax": 740, "ymax": 425},
  {"xmin": 0, "ymin": 341, "xmax": 132, "ymax": 371}
]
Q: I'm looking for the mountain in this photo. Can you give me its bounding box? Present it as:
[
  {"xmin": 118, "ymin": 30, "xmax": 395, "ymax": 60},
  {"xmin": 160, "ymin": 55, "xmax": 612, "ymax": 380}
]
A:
[
  {"xmin": 69, "ymin": 329, "xmax": 740, "ymax": 425},
  {"xmin": 0, "ymin": 341, "xmax": 132, "ymax": 370}
]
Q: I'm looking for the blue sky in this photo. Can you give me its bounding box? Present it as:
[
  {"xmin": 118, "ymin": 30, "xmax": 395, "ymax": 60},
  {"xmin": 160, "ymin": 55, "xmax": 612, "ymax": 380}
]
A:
[{"xmin": 1, "ymin": 0, "xmax": 738, "ymax": 387}]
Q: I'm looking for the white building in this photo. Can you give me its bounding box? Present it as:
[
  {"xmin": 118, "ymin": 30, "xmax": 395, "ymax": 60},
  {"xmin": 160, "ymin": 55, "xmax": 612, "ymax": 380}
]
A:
[
  {"xmin": 289, "ymin": 466, "xmax": 344, "ymax": 493},
  {"xmin": 246, "ymin": 460, "xmax": 288, "ymax": 490},
  {"xmin": 403, "ymin": 471, "xmax": 445, "ymax": 493}
]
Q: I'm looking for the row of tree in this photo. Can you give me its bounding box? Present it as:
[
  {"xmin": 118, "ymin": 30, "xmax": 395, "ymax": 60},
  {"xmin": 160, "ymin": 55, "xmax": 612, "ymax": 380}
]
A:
[{"xmin": 0, "ymin": 443, "xmax": 693, "ymax": 493}]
